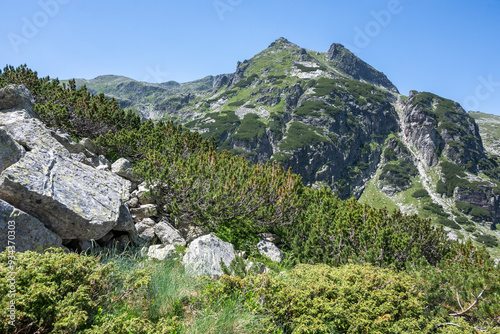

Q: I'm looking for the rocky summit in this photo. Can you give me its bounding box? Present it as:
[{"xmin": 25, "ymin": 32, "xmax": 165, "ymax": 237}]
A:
[{"xmin": 79, "ymin": 38, "xmax": 500, "ymax": 245}]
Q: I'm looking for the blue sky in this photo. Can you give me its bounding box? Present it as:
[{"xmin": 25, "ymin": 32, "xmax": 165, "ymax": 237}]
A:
[{"xmin": 1, "ymin": 0, "xmax": 500, "ymax": 115}]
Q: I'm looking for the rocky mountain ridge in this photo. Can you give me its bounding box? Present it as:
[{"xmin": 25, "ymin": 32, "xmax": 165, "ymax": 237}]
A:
[{"xmin": 72, "ymin": 38, "xmax": 499, "ymax": 250}]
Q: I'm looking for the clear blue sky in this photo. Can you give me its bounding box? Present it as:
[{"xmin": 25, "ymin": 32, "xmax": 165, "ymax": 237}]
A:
[{"xmin": 1, "ymin": 0, "xmax": 500, "ymax": 115}]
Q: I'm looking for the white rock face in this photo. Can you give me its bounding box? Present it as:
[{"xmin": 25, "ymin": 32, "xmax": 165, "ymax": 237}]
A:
[
  {"xmin": 257, "ymin": 240, "xmax": 285, "ymax": 263},
  {"xmin": 183, "ymin": 233, "xmax": 236, "ymax": 278},
  {"xmin": 0, "ymin": 199, "xmax": 62, "ymax": 252}
]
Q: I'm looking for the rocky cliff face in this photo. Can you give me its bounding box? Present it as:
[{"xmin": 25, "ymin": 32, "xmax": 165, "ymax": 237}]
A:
[{"xmin": 401, "ymin": 91, "xmax": 485, "ymax": 170}]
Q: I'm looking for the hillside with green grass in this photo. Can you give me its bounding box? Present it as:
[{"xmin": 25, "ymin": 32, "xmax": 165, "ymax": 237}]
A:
[
  {"xmin": 1, "ymin": 64, "xmax": 500, "ymax": 333},
  {"xmin": 470, "ymin": 111, "xmax": 500, "ymax": 156},
  {"xmin": 64, "ymin": 38, "xmax": 500, "ymax": 252}
]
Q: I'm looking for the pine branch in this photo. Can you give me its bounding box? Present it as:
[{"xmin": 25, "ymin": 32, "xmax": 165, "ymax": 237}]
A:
[{"xmin": 449, "ymin": 285, "xmax": 488, "ymax": 317}]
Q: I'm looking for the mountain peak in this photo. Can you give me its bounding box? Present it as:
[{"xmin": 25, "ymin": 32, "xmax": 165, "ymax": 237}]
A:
[
  {"xmin": 268, "ymin": 37, "xmax": 299, "ymax": 50},
  {"xmin": 326, "ymin": 43, "xmax": 399, "ymax": 93}
]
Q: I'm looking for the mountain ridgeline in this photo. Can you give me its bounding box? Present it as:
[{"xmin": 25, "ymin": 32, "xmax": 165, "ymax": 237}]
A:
[{"xmin": 75, "ymin": 38, "xmax": 499, "ymax": 241}]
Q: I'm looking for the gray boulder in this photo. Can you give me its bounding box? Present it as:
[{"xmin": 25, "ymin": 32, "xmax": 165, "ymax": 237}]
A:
[
  {"xmin": 112, "ymin": 157, "xmax": 142, "ymax": 183},
  {"xmin": 0, "ymin": 109, "xmax": 69, "ymax": 156},
  {"xmin": 0, "ymin": 129, "xmax": 24, "ymax": 173},
  {"xmin": 153, "ymin": 219, "xmax": 186, "ymax": 246},
  {"xmin": 257, "ymin": 240, "xmax": 285, "ymax": 263},
  {"xmin": 132, "ymin": 182, "xmax": 155, "ymax": 205},
  {"xmin": 0, "ymin": 148, "xmax": 131, "ymax": 240},
  {"xmin": 135, "ymin": 218, "xmax": 156, "ymax": 243},
  {"xmin": 130, "ymin": 204, "xmax": 157, "ymax": 221},
  {"xmin": 0, "ymin": 85, "xmax": 35, "ymax": 112},
  {"xmin": 183, "ymin": 233, "xmax": 236, "ymax": 278},
  {"xmin": 0, "ymin": 199, "xmax": 62, "ymax": 252},
  {"xmin": 115, "ymin": 204, "xmax": 135, "ymax": 232},
  {"xmin": 147, "ymin": 244, "xmax": 178, "ymax": 261}
]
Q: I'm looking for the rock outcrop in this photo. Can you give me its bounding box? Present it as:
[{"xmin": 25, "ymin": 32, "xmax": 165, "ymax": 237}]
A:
[
  {"xmin": 0, "ymin": 85, "xmax": 135, "ymax": 252},
  {"xmin": 326, "ymin": 43, "xmax": 399, "ymax": 93}
]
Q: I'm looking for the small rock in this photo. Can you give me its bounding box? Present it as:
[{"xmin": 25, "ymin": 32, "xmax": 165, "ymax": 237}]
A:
[
  {"xmin": 79, "ymin": 138, "xmax": 97, "ymax": 154},
  {"xmin": 257, "ymin": 240, "xmax": 284, "ymax": 263},
  {"xmin": 258, "ymin": 232, "xmax": 281, "ymax": 245},
  {"xmin": 135, "ymin": 182, "xmax": 155, "ymax": 205},
  {"xmin": 147, "ymin": 244, "xmax": 178, "ymax": 261},
  {"xmin": 98, "ymin": 231, "xmax": 114, "ymax": 245},
  {"xmin": 236, "ymin": 250, "xmax": 247, "ymax": 259},
  {"xmin": 153, "ymin": 219, "xmax": 186, "ymax": 246},
  {"xmin": 140, "ymin": 218, "xmax": 156, "ymax": 227},
  {"xmin": 139, "ymin": 228, "xmax": 156, "ymax": 243},
  {"xmin": 126, "ymin": 197, "xmax": 140, "ymax": 208},
  {"xmin": 130, "ymin": 204, "xmax": 157, "ymax": 221},
  {"xmin": 92, "ymin": 155, "xmax": 111, "ymax": 171},
  {"xmin": 112, "ymin": 157, "xmax": 142, "ymax": 183}
]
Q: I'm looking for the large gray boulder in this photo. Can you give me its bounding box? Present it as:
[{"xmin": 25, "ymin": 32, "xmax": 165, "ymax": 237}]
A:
[
  {"xmin": 0, "ymin": 148, "xmax": 132, "ymax": 240},
  {"xmin": 0, "ymin": 85, "xmax": 35, "ymax": 112},
  {"xmin": 182, "ymin": 233, "xmax": 235, "ymax": 278},
  {"xmin": 0, "ymin": 199, "xmax": 62, "ymax": 252},
  {"xmin": 257, "ymin": 240, "xmax": 285, "ymax": 263}
]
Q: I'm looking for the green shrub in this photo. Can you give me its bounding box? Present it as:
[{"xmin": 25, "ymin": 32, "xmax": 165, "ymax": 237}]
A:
[
  {"xmin": 212, "ymin": 263, "xmax": 429, "ymax": 333},
  {"xmin": 470, "ymin": 205, "xmax": 492, "ymax": 220},
  {"xmin": 423, "ymin": 203, "xmax": 449, "ymax": 218},
  {"xmin": 456, "ymin": 201, "xmax": 492, "ymax": 220},
  {"xmin": 286, "ymin": 188, "xmax": 450, "ymax": 269},
  {"xmin": 475, "ymin": 234, "xmax": 498, "ymax": 248},
  {"xmin": 228, "ymin": 100, "xmax": 245, "ymax": 107},
  {"xmin": 412, "ymin": 189, "xmax": 430, "ymax": 198},
  {"xmin": 414, "ymin": 240, "xmax": 500, "ymax": 330},
  {"xmin": 438, "ymin": 218, "xmax": 461, "ymax": 230},
  {"xmin": 379, "ymin": 160, "xmax": 418, "ymax": 189},
  {"xmin": 437, "ymin": 162, "xmax": 472, "ymax": 197},
  {"xmin": 294, "ymin": 100, "xmax": 341, "ymax": 117},
  {"xmin": 234, "ymin": 74, "xmax": 258, "ymax": 88},
  {"xmin": 0, "ymin": 249, "xmax": 117, "ymax": 333},
  {"xmin": 233, "ymin": 113, "xmax": 266, "ymax": 141},
  {"xmin": 383, "ymin": 147, "xmax": 397, "ymax": 161},
  {"xmin": 279, "ymin": 122, "xmax": 326, "ymax": 151},
  {"xmin": 455, "ymin": 216, "xmax": 472, "ymax": 225}
]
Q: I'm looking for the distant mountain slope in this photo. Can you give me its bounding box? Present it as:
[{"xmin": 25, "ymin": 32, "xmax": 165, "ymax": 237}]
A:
[
  {"xmin": 76, "ymin": 37, "xmax": 500, "ymax": 253},
  {"xmin": 470, "ymin": 111, "xmax": 500, "ymax": 156},
  {"xmin": 70, "ymin": 74, "xmax": 228, "ymax": 119}
]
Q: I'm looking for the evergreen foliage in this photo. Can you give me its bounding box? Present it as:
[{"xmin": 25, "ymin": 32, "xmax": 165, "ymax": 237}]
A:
[{"xmin": 285, "ymin": 188, "xmax": 450, "ymax": 269}]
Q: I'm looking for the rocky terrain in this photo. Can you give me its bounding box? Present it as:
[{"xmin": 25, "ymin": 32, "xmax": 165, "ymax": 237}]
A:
[
  {"xmin": 0, "ymin": 84, "xmax": 282, "ymax": 278},
  {"xmin": 77, "ymin": 38, "xmax": 500, "ymax": 252}
]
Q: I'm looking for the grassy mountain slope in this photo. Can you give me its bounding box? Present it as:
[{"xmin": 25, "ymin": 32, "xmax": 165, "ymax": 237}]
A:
[
  {"xmin": 65, "ymin": 38, "xmax": 500, "ymax": 251},
  {"xmin": 470, "ymin": 111, "xmax": 500, "ymax": 156}
]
